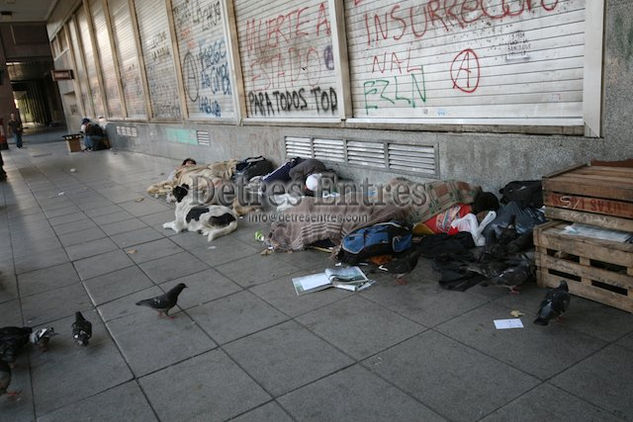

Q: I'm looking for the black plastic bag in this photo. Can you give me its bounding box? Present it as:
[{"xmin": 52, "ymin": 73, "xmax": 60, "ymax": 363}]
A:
[
  {"xmin": 499, "ymin": 180, "xmax": 543, "ymax": 208},
  {"xmin": 233, "ymin": 156, "xmax": 273, "ymax": 184},
  {"xmin": 482, "ymin": 201, "xmax": 546, "ymax": 244}
]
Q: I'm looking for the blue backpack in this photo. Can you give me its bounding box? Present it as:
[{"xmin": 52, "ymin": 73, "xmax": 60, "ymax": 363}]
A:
[{"xmin": 337, "ymin": 222, "xmax": 412, "ymax": 264}]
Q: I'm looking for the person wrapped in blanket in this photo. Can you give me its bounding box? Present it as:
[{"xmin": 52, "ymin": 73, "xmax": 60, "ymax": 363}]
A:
[{"xmin": 168, "ymin": 158, "xmax": 197, "ymax": 181}]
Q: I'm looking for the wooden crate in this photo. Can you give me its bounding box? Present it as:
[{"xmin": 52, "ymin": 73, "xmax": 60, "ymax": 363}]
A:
[
  {"xmin": 534, "ymin": 221, "xmax": 633, "ymax": 313},
  {"xmin": 542, "ymin": 164, "xmax": 633, "ymax": 232}
]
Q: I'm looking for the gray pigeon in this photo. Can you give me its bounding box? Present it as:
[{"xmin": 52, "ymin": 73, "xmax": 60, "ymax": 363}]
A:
[
  {"xmin": 135, "ymin": 283, "xmax": 187, "ymax": 318},
  {"xmin": 0, "ymin": 359, "xmax": 20, "ymax": 398},
  {"xmin": 534, "ymin": 280, "xmax": 570, "ymax": 326},
  {"xmin": 29, "ymin": 327, "xmax": 58, "ymax": 351},
  {"xmin": 489, "ymin": 262, "xmax": 533, "ymax": 294}
]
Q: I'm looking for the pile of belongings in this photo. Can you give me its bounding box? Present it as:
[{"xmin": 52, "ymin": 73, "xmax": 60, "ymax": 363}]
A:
[
  {"xmin": 266, "ymin": 178, "xmax": 483, "ymax": 252},
  {"xmin": 266, "ymin": 176, "xmax": 546, "ymax": 294},
  {"xmin": 423, "ymin": 180, "xmax": 546, "ymax": 292},
  {"xmin": 267, "ymin": 178, "xmax": 475, "ymax": 248}
]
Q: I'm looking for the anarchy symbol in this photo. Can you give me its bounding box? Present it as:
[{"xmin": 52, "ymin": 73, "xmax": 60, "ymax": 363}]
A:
[{"xmin": 450, "ymin": 49, "xmax": 480, "ymax": 94}]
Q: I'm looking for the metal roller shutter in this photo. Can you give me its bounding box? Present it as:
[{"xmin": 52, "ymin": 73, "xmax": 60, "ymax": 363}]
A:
[
  {"xmin": 171, "ymin": 0, "xmax": 235, "ymax": 120},
  {"xmin": 134, "ymin": 0, "xmax": 182, "ymax": 120},
  {"xmin": 109, "ymin": 0, "xmax": 147, "ymax": 119},
  {"xmin": 234, "ymin": 0, "xmax": 339, "ymax": 119},
  {"xmin": 90, "ymin": 0, "xmax": 123, "ymax": 118},
  {"xmin": 77, "ymin": 5, "xmax": 105, "ymax": 117},
  {"xmin": 68, "ymin": 16, "xmax": 93, "ymax": 118},
  {"xmin": 344, "ymin": 0, "xmax": 587, "ymax": 126}
]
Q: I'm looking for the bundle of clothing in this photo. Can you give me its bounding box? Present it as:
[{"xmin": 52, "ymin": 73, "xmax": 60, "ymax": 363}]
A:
[
  {"xmin": 421, "ymin": 197, "xmax": 547, "ymax": 292},
  {"xmin": 147, "ymin": 159, "xmax": 238, "ymax": 198}
]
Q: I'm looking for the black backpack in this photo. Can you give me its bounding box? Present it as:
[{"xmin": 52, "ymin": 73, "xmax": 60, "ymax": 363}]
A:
[
  {"xmin": 233, "ymin": 156, "xmax": 273, "ymax": 184},
  {"xmin": 499, "ymin": 180, "xmax": 543, "ymax": 208}
]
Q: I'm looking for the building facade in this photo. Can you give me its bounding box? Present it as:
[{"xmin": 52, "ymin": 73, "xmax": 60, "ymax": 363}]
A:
[{"xmin": 47, "ymin": 0, "xmax": 632, "ymax": 190}]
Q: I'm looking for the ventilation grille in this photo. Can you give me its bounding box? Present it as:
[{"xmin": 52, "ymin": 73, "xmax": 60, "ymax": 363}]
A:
[
  {"xmin": 285, "ymin": 136, "xmax": 313, "ymax": 159},
  {"xmin": 196, "ymin": 130, "xmax": 210, "ymax": 146},
  {"xmin": 388, "ymin": 144, "xmax": 437, "ymax": 175},
  {"xmin": 285, "ymin": 136, "xmax": 437, "ymax": 177},
  {"xmin": 347, "ymin": 141, "xmax": 386, "ymax": 168},
  {"xmin": 314, "ymin": 138, "xmax": 345, "ymax": 163}
]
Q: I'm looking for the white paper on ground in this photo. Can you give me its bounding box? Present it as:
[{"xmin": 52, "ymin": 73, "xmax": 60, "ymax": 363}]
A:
[
  {"xmin": 292, "ymin": 273, "xmax": 330, "ymax": 295},
  {"xmin": 494, "ymin": 319, "xmax": 524, "ymax": 329}
]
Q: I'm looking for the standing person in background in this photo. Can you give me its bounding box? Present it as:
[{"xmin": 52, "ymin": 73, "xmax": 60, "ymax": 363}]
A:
[
  {"xmin": 0, "ymin": 149, "xmax": 5, "ymax": 180},
  {"xmin": 7, "ymin": 113, "xmax": 23, "ymax": 149}
]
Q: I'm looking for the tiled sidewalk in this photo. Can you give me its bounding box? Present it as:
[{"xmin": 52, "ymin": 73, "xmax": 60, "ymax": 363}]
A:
[{"xmin": 1, "ymin": 141, "xmax": 632, "ymax": 421}]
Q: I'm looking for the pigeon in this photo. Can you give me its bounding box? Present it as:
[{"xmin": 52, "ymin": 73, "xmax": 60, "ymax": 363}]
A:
[
  {"xmin": 72, "ymin": 312, "xmax": 92, "ymax": 346},
  {"xmin": 0, "ymin": 359, "xmax": 20, "ymax": 398},
  {"xmin": 534, "ymin": 280, "xmax": 571, "ymax": 326},
  {"xmin": 488, "ymin": 261, "xmax": 534, "ymax": 294},
  {"xmin": 466, "ymin": 260, "xmax": 508, "ymax": 279},
  {"xmin": 135, "ymin": 283, "xmax": 187, "ymax": 318},
  {"xmin": 29, "ymin": 327, "xmax": 58, "ymax": 351},
  {"xmin": 378, "ymin": 247, "xmax": 422, "ymax": 285},
  {"xmin": 0, "ymin": 327, "xmax": 32, "ymax": 366}
]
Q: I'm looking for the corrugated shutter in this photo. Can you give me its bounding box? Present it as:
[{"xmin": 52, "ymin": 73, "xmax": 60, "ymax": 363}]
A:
[
  {"xmin": 77, "ymin": 6, "xmax": 105, "ymax": 117},
  {"xmin": 108, "ymin": 0, "xmax": 147, "ymax": 119},
  {"xmin": 171, "ymin": 0, "xmax": 235, "ymax": 120},
  {"xmin": 89, "ymin": 0, "xmax": 123, "ymax": 118},
  {"xmin": 69, "ymin": 16, "xmax": 93, "ymax": 117},
  {"xmin": 135, "ymin": 0, "xmax": 182, "ymax": 120},
  {"xmin": 344, "ymin": 0, "xmax": 586, "ymax": 125},
  {"xmin": 234, "ymin": 0, "xmax": 339, "ymax": 118}
]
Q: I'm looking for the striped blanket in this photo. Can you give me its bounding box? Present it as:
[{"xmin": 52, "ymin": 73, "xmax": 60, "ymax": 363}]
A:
[{"xmin": 267, "ymin": 179, "xmax": 481, "ymax": 251}]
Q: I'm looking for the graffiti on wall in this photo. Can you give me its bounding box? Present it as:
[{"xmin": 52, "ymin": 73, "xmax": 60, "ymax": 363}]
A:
[
  {"xmin": 173, "ymin": 0, "xmax": 232, "ymax": 118},
  {"xmin": 122, "ymin": 62, "xmax": 146, "ymax": 116},
  {"xmin": 240, "ymin": 1, "xmax": 338, "ymax": 117},
  {"xmin": 137, "ymin": 0, "xmax": 181, "ymax": 120},
  {"xmin": 349, "ymin": 0, "xmax": 562, "ymax": 116},
  {"xmin": 145, "ymin": 28, "xmax": 181, "ymax": 119}
]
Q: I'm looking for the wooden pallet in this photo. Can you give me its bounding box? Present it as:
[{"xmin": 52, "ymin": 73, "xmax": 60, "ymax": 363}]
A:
[
  {"xmin": 534, "ymin": 221, "xmax": 633, "ymax": 313},
  {"xmin": 543, "ymin": 164, "xmax": 633, "ymax": 231}
]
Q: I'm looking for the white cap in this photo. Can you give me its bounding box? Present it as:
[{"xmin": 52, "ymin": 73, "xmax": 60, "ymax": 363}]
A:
[{"xmin": 306, "ymin": 173, "xmax": 322, "ymax": 191}]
